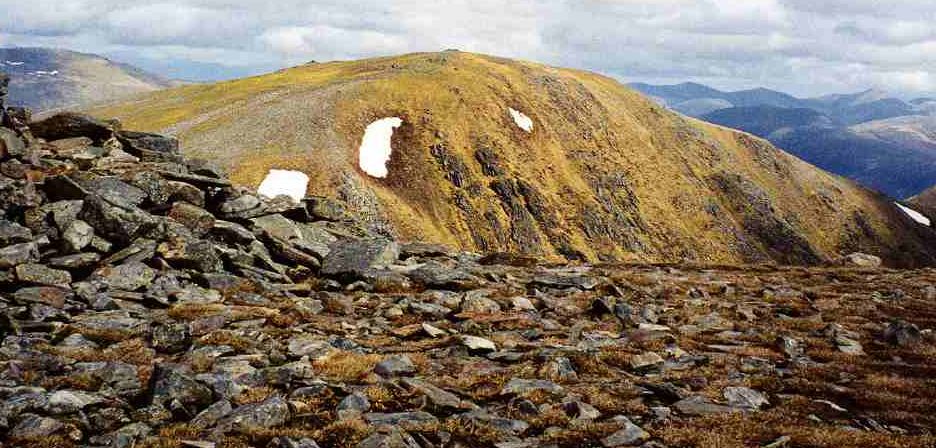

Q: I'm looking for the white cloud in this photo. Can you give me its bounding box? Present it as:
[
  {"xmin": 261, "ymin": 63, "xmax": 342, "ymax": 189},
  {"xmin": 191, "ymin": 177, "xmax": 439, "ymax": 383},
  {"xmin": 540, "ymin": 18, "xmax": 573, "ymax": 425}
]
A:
[{"xmin": 1, "ymin": 0, "xmax": 934, "ymax": 95}]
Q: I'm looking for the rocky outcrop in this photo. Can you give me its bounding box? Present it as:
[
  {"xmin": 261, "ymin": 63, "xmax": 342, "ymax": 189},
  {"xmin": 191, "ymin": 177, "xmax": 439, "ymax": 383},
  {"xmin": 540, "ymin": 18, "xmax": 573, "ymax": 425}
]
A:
[{"xmin": 2, "ymin": 76, "xmax": 936, "ymax": 447}]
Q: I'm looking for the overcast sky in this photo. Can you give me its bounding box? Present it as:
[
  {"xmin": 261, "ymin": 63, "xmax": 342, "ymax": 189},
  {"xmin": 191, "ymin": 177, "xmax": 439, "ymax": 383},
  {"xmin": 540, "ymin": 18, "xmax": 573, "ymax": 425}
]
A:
[{"xmin": 1, "ymin": 0, "xmax": 934, "ymax": 97}]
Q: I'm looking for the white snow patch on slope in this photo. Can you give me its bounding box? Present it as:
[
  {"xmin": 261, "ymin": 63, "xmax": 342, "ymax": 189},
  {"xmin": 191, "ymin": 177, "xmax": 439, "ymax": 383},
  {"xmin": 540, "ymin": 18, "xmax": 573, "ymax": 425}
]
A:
[
  {"xmin": 359, "ymin": 117, "xmax": 403, "ymax": 178},
  {"xmin": 257, "ymin": 169, "xmax": 309, "ymax": 203},
  {"xmin": 509, "ymin": 108, "xmax": 533, "ymax": 132},
  {"xmin": 896, "ymin": 202, "xmax": 931, "ymax": 226}
]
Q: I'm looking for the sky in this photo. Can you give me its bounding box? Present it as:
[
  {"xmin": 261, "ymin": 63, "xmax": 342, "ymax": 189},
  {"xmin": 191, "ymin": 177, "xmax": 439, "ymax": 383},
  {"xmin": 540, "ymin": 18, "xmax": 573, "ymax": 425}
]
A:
[{"xmin": 0, "ymin": 0, "xmax": 934, "ymax": 97}]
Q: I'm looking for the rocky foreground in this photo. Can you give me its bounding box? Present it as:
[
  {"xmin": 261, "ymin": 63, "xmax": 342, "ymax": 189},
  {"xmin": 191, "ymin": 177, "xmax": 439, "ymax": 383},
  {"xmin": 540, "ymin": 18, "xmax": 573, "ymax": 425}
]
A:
[{"xmin": 1, "ymin": 75, "xmax": 935, "ymax": 448}]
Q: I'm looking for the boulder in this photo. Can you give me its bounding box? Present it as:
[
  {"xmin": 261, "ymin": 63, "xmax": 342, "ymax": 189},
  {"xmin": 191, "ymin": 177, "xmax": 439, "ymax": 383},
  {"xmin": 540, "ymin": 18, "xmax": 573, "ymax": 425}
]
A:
[
  {"xmin": 839, "ymin": 252, "xmax": 882, "ymax": 268},
  {"xmin": 321, "ymin": 238, "xmax": 399, "ymax": 280},
  {"xmin": 30, "ymin": 112, "xmax": 117, "ymax": 142}
]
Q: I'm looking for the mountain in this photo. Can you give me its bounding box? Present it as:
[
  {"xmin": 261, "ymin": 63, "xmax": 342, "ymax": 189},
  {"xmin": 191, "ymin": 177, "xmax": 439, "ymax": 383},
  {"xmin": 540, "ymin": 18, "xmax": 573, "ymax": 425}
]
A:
[
  {"xmin": 3, "ymin": 91, "xmax": 936, "ymax": 447},
  {"xmin": 698, "ymin": 108, "xmax": 936, "ymax": 198},
  {"xmin": 629, "ymin": 83, "xmax": 926, "ymax": 126},
  {"xmin": 806, "ymin": 92, "xmax": 918, "ymax": 125},
  {"xmin": 701, "ymin": 106, "xmax": 833, "ymax": 138},
  {"xmin": 86, "ymin": 51, "xmax": 936, "ymax": 266},
  {"xmin": 770, "ymin": 126, "xmax": 936, "ymax": 199},
  {"xmin": 631, "ymin": 82, "xmax": 936, "ymax": 197},
  {"xmin": 0, "ymin": 47, "xmax": 175, "ymax": 111},
  {"xmin": 852, "ymin": 115, "xmax": 936, "ymax": 149}
]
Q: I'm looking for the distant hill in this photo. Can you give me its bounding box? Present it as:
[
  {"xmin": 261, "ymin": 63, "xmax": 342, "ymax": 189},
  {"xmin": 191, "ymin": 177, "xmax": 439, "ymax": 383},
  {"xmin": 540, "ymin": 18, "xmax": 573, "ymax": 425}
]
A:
[
  {"xmin": 84, "ymin": 51, "xmax": 936, "ymax": 266},
  {"xmin": 631, "ymin": 81, "xmax": 936, "ymax": 198},
  {"xmin": 0, "ymin": 47, "xmax": 175, "ymax": 111},
  {"xmin": 702, "ymin": 106, "xmax": 832, "ymax": 138}
]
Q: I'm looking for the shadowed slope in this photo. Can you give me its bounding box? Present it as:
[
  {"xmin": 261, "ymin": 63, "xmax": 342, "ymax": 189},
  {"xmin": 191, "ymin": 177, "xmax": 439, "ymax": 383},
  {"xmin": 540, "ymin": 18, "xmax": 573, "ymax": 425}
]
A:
[{"xmin": 87, "ymin": 51, "xmax": 936, "ymax": 266}]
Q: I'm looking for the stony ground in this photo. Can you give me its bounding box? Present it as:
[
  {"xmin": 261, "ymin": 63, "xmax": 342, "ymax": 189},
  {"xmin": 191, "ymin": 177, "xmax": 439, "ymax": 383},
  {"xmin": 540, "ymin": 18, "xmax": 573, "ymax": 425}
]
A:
[{"xmin": 1, "ymin": 75, "xmax": 935, "ymax": 448}]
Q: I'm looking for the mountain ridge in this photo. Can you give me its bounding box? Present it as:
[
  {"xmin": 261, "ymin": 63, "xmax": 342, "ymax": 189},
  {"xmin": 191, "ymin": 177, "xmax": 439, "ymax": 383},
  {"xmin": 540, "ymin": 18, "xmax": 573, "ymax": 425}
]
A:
[
  {"xmin": 85, "ymin": 51, "xmax": 936, "ymax": 266},
  {"xmin": 631, "ymin": 81, "xmax": 936, "ymax": 198},
  {"xmin": 0, "ymin": 47, "xmax": 176, "ymax": 112}
]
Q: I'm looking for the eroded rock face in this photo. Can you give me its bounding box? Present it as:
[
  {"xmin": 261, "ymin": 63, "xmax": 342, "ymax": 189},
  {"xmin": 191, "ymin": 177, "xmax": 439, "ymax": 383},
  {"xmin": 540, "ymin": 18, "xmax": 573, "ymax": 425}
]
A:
[{"xmin": 0, "ymin": 75, "xmax": 934, "ymax": 447}]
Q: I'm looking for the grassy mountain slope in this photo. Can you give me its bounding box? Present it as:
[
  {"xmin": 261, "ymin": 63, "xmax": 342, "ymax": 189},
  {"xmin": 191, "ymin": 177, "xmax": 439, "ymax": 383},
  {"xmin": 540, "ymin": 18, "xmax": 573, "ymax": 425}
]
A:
[
  {"xmin": 87, "ymin": 51, "xmax": 936, "ymax": 266},
  {"xmin": 1, "ymin": 47, "xmax": 174, "ymax": 111}
]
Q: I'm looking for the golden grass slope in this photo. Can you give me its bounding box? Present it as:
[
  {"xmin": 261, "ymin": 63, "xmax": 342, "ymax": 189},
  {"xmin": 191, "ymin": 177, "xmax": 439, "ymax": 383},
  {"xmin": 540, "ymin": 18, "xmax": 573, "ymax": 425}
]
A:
[{"xmin": 87, "ymin": 51, "xmax": 936, "ymax": 266}]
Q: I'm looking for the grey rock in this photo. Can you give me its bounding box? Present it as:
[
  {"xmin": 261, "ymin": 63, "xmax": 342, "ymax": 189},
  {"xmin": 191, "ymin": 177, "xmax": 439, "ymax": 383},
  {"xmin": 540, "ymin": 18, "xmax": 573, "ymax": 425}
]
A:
[
  {"xmin": 71, "ymin": 310, "xmax": 149, "ymax": 336},
  {"xmin": 374, "ymin": 355, "xmax": 416, "ymax": 377},
  {"xmin": 84, "ymin": 177, "xmax": 147, "ymax": 209},
  {"xmin": 0, "ymin": 242, "xmax": 38, "ymax": 268},
  {"xmin": 80, "ymin": 195, "xmax": 156, "ymax": 244},
  {"xmin": 157, "ymin": 235, "xmax": 223, "ymax": 273},
  {"xmin": 321, "ymin": 238, "xmax": 399, "ymax": 280},
  {"xmin": 562, "ymin": 400, "xmax": 601, "ymax": 420},
  {"xmin": 152, "ymin": 364, "xmax": 214, "ymax": 416},
  {"xmin": 9, "ymin": 413, "xmax": 67, "ymax": 438},
  {"xmin": 74, "ymin": 362, "xmax": 142, "ymax": 398},
  {"xmin": 0, "ymin": 220, "xmax": 31, "ymax": 245},
  {"xmin": 601, "ymin": 417, "xmax": 649, "ymax": 447},
  {"xmin": 337, "ymin": 392, "xmax": 371, "ymax": 412},
  {"xmin": 168, "ymin": 181, "xmax": 206, "ymax": 207},
  {"xmin": 272, "ymin": 437, "xmax": 323, "ymax": 448},
  {"xmin": 211, "ymin": 220, "xmax": 256, "ymax": 245},
  {"xmin": 531, "ymin": 273, "xmax": 600, "ymax": 290},
  {"xmin": 13, "ymin": 286, "xmax": 72, "ymax": 308},
  {"xmin": 287, "ymin": 335, "xmax": 330, "ymax": 358},
  {"xmin": 407, "ymin": 261, "xmax": 483, "ymax": 290},
  {"xmin": 629, "ymin": 351, "xmax": 664, "ymax": 372},
  {"xmin": 48, "ymin": 252, "xmax": 101, "ymax": 270},
  {"xmin": 44, "ymin": 389, "xmax": 105, "ymax": 414},
  {"xmin": 673, "ymin": 396, "xmax": 739, "ymax": 416},
  {"xmin": 461, "ymin": 335, "xmax": 497, "ymax": 352},
  {"xmin": 357, "ymin": 428, "xmax": 420, "ymax": 448},
  {"xmin": 15, "ymin": 263, "xmax": 72, "ymax": 286},
  {"xmin": 776, "ymin": 336, "xmax": 803, "ymax": 358},
  {"xmin": 220, "ymin": 195, "xmax": 261, "ymax": 215},
  {"xmin": 30, "ymin": 112, "xmax": 116, "ymax": 142},
  {"xmin": 835, "ymin": 336, "xmax": 865, "ymax": 355},
  {"xmin": 168, "ymin": 202, "xmax": 216, "ymax": 237},
  {"xmin": 883, "ymin": 320, "xmax": 922, "ymax": 347},
  {"xmin": 62, "ymin": 219, "xmax": 94, "ymax": 252},
  {"xmin": 117, "ymin": 130, "xmax": 181, "ymax": 161},
  {"xmin": 152, "ymin": 323, "xmax": 192, "ymax": 354},
  {"xmin": 840, "ymin": 252, "xmax": 882, "ymax": 268},
  {"xmin": 402, "ymin": 377, "xmax": 476, "ymax": 410},
  {"xmin": 364, "ymin": 411, "xmax": 438, "ymax": 427},
  {"xmin": 454, "ymin": 410, "xmax": 529, "ymax": 436},
  {"xmin": 460, "ymin": 292, "xmax": 501, "ymax": 313},
  {"xmin": 129, "ymin": 170, "xmax": 172, "ymax": 206},
  {"xmin": 192, "ymin": 400, "xmax": 234, "ymax": 428},
  {"xmin": 723, "ymin": 387, "xmax": 769, "ymax": 410},
  {"xmin": 216, "ymin": 396, "xmax": 291, "ymax": 433},
  {"xmin": 501, "ymin": 378, "xmax": 564, "ymax": 396},
  {"xmin": 91, "ymin": 261, "xmax": 156, "ymax": 291}
]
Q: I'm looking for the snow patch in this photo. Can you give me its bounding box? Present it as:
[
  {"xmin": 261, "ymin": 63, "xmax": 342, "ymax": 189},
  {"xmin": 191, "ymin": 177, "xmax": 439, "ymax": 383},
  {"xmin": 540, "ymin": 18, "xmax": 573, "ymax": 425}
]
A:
[
  {"xmin": 509, "ymin": 108, "xmax": 533, "ymax": 132},
  {"xmin": 257, "ymin": 169, "xmax": 309, "ymax": 203},
  {"xmin": 359, "ymin": 117, "xmax": 403, "ymax": 178},
  {"xmin": 896, "ymin": 202, "xmax": 931, "ymax": 226}
]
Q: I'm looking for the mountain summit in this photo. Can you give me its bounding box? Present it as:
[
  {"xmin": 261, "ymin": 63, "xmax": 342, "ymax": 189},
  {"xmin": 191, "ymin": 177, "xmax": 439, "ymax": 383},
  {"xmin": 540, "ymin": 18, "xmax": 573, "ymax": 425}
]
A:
[{"xmin": 88, "ymin": 51, "xmax": 936, "ymax": 266}]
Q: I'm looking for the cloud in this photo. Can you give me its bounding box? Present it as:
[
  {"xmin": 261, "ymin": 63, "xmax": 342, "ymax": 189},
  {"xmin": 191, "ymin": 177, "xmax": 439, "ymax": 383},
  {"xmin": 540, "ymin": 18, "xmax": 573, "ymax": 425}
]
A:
[{"xmin": 0, "ymin": 0, "xmax": 933, "ymax": 95}]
